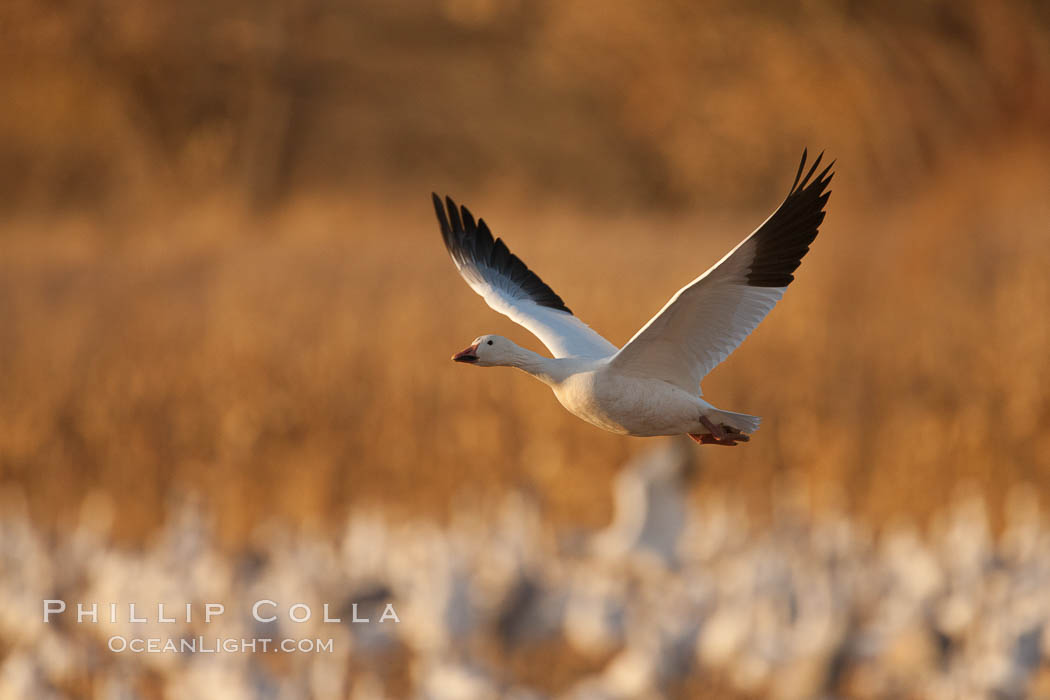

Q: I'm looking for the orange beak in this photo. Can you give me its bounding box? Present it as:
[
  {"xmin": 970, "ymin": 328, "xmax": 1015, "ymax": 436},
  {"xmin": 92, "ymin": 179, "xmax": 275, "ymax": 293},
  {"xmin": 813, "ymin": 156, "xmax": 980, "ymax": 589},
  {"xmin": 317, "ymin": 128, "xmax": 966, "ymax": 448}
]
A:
[{"xmin": 452, "ymin": 343, "xmax": 480, "ymax": 363}]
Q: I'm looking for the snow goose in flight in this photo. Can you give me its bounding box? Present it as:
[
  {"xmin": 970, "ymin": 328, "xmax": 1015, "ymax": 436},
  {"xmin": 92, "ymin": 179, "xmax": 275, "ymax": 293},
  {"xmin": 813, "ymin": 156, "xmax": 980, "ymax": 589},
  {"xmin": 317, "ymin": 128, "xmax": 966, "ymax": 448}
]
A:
[{"xmin": 434, "ymin": 150, "xmax": 833, "ymax": 445}]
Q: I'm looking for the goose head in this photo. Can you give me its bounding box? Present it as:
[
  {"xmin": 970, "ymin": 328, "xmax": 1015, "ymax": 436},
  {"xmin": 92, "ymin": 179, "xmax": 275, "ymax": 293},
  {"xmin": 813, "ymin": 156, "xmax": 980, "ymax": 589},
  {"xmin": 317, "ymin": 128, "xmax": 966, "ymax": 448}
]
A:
[{"xmin": 452, "ymin": 335, "xmax": 516, "ymax": 367}]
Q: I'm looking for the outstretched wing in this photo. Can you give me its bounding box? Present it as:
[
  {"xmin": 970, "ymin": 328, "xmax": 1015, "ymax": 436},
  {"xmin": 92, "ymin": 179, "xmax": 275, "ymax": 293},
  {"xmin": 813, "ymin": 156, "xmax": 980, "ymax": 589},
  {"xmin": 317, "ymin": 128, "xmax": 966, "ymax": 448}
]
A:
[
  {"xmin": 433, "ymin": 194, "xmax": 618, "ymax": 359},
  {"xmin": 609, "ymin": 150, "xmax": 833, "ymax": 391}
]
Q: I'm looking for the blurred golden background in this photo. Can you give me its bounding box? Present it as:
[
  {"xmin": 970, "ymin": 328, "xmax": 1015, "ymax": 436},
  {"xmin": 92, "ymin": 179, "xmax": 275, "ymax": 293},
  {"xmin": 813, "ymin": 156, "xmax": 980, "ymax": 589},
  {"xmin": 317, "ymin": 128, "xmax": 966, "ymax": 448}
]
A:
[
  {"xmin": 2, "ymin": 0, "xmax": 1047, "ymax": 542},
  {"xmin": 2, "ymin": 0, "xmax": 1050, "ymax": 697}
]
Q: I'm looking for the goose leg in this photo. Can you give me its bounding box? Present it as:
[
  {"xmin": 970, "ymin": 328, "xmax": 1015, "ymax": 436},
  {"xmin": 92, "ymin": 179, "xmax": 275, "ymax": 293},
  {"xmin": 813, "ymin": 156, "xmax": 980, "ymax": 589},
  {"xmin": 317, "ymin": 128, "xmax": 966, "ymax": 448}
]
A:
[
  {"xmin": 699, "ymin": 414, "xmax": 727, "ymax": 440},
  {"xmin": 690, "ymin": 415, "xmax": 750, "ymax": 446},
  {"xmin": 723, "ymin": 426, "xmax": 749, "ymax": 442}
]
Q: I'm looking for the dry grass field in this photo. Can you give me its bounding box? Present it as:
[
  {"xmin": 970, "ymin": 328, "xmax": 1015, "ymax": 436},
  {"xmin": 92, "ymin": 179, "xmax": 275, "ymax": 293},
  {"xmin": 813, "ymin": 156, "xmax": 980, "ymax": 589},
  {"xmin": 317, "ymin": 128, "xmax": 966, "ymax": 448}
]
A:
[
  {"xmin": 2, "ymin": 140, "xmax": 1048, "ymax": 549},
  {"xmin": 1, "ymin": 0, "xmax": 1049, "ymax": 545}
]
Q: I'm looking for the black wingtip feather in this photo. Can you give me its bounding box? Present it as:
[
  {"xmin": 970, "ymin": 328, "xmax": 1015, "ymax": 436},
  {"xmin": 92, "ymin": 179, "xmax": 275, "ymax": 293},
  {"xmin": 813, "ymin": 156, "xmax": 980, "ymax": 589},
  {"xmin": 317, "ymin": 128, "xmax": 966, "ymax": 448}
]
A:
[
  {"xmin": 746, "ymin": 150, "xmax": 834, "ymax": 288},
  {"xmin": 445, "ymin": 195, "xmax": 463, "ymax": 233},
  {"xmin": 790, "ymin": 148, "xmax": 809, "ymax": 191},
  {"xmin": 432, "ymin": 193, "xmax": 450, "ymax": 234},
  {"xmin": 461, "ymin": 205, "xmax": 477, "ymax": 231},
  {"xmin": 432, "ymin": 194, "xmax": 573, "ymax": 315}
]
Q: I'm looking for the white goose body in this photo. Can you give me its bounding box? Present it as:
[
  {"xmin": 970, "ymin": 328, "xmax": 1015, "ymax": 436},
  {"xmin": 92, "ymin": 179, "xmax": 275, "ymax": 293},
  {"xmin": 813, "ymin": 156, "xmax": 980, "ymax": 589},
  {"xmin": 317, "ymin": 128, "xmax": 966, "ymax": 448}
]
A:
[
  {"xmin": 435, "ymin": 150, "xmax": 833, "ymax": 445},
  {"xmin": 523, "ymin": 358, "xmax": 711, "ymax": 437},
  {"xmin": 557, "ymin": 368, "xmax": 717, "ymax": 437}
]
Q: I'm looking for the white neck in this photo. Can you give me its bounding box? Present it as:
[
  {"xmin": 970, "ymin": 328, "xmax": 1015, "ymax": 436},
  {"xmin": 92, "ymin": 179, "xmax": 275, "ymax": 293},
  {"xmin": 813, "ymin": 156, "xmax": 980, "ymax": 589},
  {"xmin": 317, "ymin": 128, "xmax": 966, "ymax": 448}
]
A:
[{"xmin": 503, "ymin": 345, "xmax": 576, "ymax": 386}]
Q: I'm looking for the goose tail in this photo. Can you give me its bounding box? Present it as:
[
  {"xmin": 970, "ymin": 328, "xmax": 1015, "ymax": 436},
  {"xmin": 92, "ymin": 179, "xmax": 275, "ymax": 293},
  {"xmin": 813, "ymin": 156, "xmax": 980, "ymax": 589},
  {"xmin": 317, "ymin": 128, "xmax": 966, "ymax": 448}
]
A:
[{"xmin": 707, "ymin": 408, "xmax": 762, "ymax": 435}]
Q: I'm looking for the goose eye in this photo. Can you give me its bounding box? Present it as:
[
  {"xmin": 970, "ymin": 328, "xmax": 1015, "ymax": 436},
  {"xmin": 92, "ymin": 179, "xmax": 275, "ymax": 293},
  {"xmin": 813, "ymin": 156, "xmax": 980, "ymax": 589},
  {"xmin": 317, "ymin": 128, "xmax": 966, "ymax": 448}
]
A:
[{"xmin": 487, "ymin": 340, "xmax": 494, "ymax": 345}]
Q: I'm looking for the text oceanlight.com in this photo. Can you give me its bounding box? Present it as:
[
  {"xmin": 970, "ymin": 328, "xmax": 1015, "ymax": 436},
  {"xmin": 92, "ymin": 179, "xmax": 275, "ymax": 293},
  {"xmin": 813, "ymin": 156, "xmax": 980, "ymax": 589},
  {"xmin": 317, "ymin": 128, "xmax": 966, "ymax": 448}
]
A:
[{"xmin": 107, "ymin": 636, "xmax": 335, "ymax": 654}]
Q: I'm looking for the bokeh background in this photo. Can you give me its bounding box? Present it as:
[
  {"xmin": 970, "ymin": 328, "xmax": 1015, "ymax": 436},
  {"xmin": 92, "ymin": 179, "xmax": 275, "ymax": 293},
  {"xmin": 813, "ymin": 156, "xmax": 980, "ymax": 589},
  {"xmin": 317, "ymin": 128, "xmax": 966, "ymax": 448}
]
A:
[{"xmin": 1, "ymin": 0, "xmax": 1049, "ymax": 698}]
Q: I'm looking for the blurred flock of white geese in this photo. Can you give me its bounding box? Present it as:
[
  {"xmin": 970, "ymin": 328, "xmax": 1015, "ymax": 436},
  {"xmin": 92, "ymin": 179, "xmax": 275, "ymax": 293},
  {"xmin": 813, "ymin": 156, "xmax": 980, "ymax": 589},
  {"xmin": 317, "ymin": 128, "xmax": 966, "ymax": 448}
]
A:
[{"xmin": 3, "ymin": 440, "xmax": 1050, "ymax": 699}]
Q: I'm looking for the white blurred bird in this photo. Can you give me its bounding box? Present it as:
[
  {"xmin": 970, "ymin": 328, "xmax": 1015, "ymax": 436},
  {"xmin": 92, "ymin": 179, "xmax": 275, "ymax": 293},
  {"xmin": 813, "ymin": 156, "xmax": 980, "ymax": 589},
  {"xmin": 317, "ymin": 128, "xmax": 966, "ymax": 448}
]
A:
[{"xmin": 591, "ymin": 438, "xmax": 695, "ymax": 566}]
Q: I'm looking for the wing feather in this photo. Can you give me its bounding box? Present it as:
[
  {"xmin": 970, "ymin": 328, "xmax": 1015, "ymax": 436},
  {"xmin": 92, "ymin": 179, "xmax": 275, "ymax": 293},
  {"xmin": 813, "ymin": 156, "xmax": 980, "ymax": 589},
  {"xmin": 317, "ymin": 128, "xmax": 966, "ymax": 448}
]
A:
[
  {"xmin": 609, "ymin": 150, "xmax": 833, "ymax": 390},
  {"xmin": 433, "ymin": 194, "xmax": 617, "ymax": 359}
]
